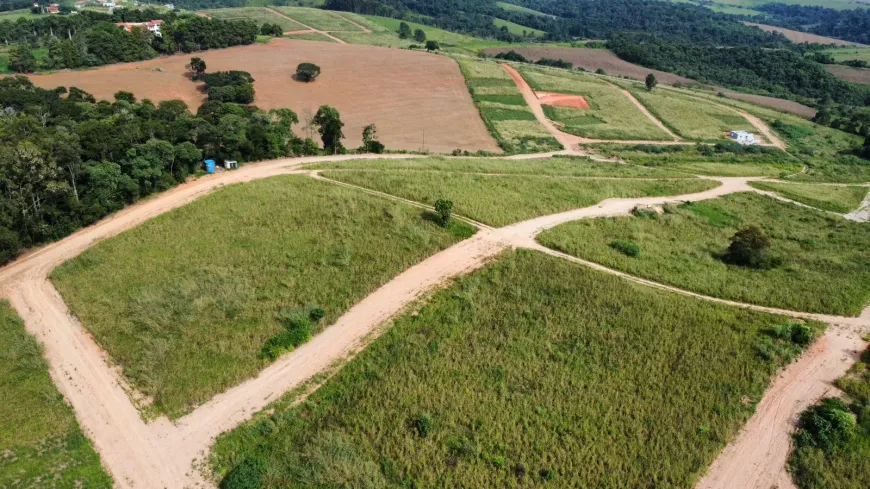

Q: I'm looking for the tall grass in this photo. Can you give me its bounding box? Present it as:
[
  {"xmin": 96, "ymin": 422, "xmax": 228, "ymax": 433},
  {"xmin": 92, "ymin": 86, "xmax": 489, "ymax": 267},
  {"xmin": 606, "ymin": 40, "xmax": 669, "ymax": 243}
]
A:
[
  {"xmin": 51, "ymin": 176, "xmax": 474, "ymax": 418},
  {"xmin": 538, "ymin": 192, "xmax": 870, "ymax": 316},
  {"xmin": 212, "ymin": 250, "xmax": 818, "ymax": 489},
  {"xmin": 750, "ymin": 181, "xmax": 868, "ymax": 213},
  {"xmin": 0, "ymin": 301, "xmax": 112, "ymax": 488},
  {"xmin": 321, "ymin": 169, "xmax": 718, "ymax": 226}
]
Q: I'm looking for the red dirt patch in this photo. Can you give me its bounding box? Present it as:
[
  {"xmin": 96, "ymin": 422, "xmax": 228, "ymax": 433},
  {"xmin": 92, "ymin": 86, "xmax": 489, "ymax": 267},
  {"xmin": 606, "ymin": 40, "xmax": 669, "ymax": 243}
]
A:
[
  {"xmin": 21, "ymin": 39, "xmax": 500, "ymax": 153},
  {"xmin": 536, "ymin": 91, "xmax": 590, "ymax": 109}
]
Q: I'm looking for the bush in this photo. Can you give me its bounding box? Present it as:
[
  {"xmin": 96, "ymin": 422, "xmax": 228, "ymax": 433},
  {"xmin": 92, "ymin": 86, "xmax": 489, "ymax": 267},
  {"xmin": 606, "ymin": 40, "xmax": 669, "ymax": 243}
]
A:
[
  {"xmin": 434, "ymin": 199, "xmax": 453, "ymax": 227},
  {"xmin": 425, "ymin": 40, "xmax": 440, "ymax": 52},
  {"xmin": 0, "ymin": 226, "xmax": 21, "ymax": 264},
  {"xmin": 221, "ymin": 458, "xmax": 265, "ymax": 489},
  {"xmin": 795, "ymin": 397, "xmax": 857, "ymax": 452},
  {"xmin": 722, "ymin": 225, "xmax": 778, "ymax": 269},
  {"xmin": 536, "ymin": 57, "xmax": 572, "ymax": 69},
  {"xmin": 260, "ymin": 23, "xmax": 283, "ymax": 37},
  {"xmin": 411, "ymin": 413, "xmax": 434, "ymax": 438},
  {"xmin": 610, "ymin": 239, "xmax": 640, "ymax": 257},
  {"xmin": 296, "ymin": 62, "xmax": 321, "ymax": 82},
  {"xmin": 773, "ymin": 322, "xmax": 814, "ymax": 347},
  {"xmin": 495, "ymin": 50, "xmax": 530, "ymax": 63}
]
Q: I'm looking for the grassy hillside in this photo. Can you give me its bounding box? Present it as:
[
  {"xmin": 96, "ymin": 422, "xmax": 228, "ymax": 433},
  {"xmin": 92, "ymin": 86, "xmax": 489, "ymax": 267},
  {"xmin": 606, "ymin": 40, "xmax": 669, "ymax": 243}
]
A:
[
  {"xmin": 0, "ymin": 301, "xmax": 112, "ymax": 488},
  {"xmin": 750, "ymin": 181, "xmax": 868, "ymax": 213},
  {"xmin": 51, "ymin": 175, "xmax": 473, "ymax": 418},
  {"xmin": 539, "ymin": 192, "xmax": 870, "ymax": 316},
  {"xmin": 212, "ymin": 249, "xmax": 817, "ymax": 488},
  {"xmin": 494, "ymin": 18, "xmax": 546, "ymax": 37}
]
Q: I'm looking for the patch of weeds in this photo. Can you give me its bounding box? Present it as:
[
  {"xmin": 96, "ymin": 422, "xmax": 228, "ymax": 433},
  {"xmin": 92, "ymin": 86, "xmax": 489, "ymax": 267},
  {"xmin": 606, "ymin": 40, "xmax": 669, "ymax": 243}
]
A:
[{"xmin": 610, "ymin": 239, "xmax": 641, "ymax": 257}]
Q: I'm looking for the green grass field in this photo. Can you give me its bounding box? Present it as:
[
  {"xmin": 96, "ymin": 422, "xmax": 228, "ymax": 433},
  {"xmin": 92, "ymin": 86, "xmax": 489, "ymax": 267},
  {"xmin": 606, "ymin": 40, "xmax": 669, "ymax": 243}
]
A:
[
  {"xmin": 203, "ymin": 7, "xmax": 307, "ymax": 31},
  {"xmin": 494, "ymin": 18, "xmax": 546, "ymax": 37},
  {"xmin": 0, "ymin": 301, "xmax": 112, "ymax": 488},
  {"xmin": 539, "ymin": 192, "xmax": 870, "ymax": 316},
  {"xmin": 212, "ymin": 249, "xmax": 817, "ymax": 488},
  {"xmin": 823, "ymin": 46, "xmax": 870, "ymax": 64},
  {"xmin": 518, "ymin": 66, "xmax": 671, "ymax": 141},
  {"xmin": 285, "ymin": 31, "xmax": 337, "ymax": 42},
  {"xmin": 457, "ymin": 58, "xmax": 562, "ymax": 154},
  {"xmin": 273, "ymin": 6, "xmax": 365, "ymax": 31},
  {"xmin": 51, "ymin": 176, "xmax": 474, "ymax": 419},
  {"xmin": 312, "ymin": 156, "xmax": 693, "ymax": 177},
  {"xmin": 496, "ymin": 1, "xmax": 552, "ymax": 17},
  {"xmin": 629, "ymin": 87, "xmax": 757, "ymax": 142},
  {"xmin": 0, "ymin": 8, "xmax": 40, "ymax": 20},
  {"xmin": 789, "ymin": 345, "xmax": 870, "ymax": 489},
  {"xmin": 750, "ymin": 181, "xmax": 868, "ymax": 213},
  {"xmin": 321, "ymin": 169, "xmax": 718, "ymax": 226}
]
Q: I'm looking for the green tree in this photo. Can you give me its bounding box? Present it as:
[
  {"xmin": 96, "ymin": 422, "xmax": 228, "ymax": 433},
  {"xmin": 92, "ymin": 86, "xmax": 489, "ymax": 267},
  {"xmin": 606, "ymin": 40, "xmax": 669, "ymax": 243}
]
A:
[
  {"xmin": 434, "ymin": 199, "xmax": 453, "ymax": 227},
  {"xmin": 295, "ymin": 62, "xmax": 321, "ymax": 82},
  {"xmin": 8, "ymin": 44, "xmax": 36, "ymax": 73},
  {"xmin": 864, "ymin": 135, "xmax": 870, "ymax": 157},
  {"xmin": 361, "ymin": 124, "xmax": 384, "ymax": 153},
  {"xmin": 186, "ymin": 57, "xmax": 207, "ymax": 79},
  {"xmin": 414, "ymin": 28, "xmax": 426, "ymax": 43},
  {"xmin": 398, "ymin": 21, "xmax": 412, "ymax": 39},
  {"xmin": 425, "ymin": 40, "xmax": 440, "ymax": 52},
  {"xmin": 723, "ymin": 225, "xmax": 776, "ymax": 269},
  {"xmin": 114, "ymin": 91, "xmax": 137, "ymax": 104},
  {"xmin": 313, "ymin": 106, "xmax": 344, "ymax": 154},
  {"xmin": 645, "ymin": 73, "xmax": 657, "ymax": 91}
]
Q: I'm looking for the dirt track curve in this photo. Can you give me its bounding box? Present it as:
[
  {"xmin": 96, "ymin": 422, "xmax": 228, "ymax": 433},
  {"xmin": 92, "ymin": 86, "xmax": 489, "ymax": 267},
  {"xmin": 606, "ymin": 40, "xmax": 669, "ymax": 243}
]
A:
[{"xmin": 1, "ymin": 151, "xmax": 867, "ymax": 488}]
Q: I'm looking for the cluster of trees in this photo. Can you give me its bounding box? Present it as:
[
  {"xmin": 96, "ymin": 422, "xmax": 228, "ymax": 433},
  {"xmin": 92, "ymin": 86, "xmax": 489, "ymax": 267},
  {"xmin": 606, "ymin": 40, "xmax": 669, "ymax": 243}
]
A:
[
  {"xmin": 295, "ymin": 63, "xmax": 321, "ymax": 83},
  {"xmin": 494, "ymin": 50, "xmax": 572, "ymax": 69},
  {"xmin": 2, "ymin": 9, "xmax": 258, "ymax": 73},
  {"xmin": 260, "ymin": 23, "xmax": 284, "ymax": 37},
  {"xmin": 752, "ymin": 3, "xmax": 870, "ymax": 46},
  {"xmin": 608, "ymin": 34, "xmax": 870, "ymax": 106},
  {"xmin": 201, "ymin": 70, "xmax": 256, "ymax": 104},
  {"xmin": 397, "ymin": 22, "xmax": 427, "ymax": 43},
  {"xmin": 0, "ymin": 76, "xmax": 305, "ymax": 264}
]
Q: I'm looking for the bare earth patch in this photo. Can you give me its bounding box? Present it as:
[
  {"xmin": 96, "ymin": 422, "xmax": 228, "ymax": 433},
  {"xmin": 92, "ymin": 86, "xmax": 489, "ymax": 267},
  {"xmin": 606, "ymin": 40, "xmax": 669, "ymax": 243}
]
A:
[
  {"xmin": 23, "ymin": 39, "xmax": 500, "ymax": 153},
  {"xmin": 536, "ymin": 91, "xmax": 590, "ymax": 109},
  {"xmin": 744, "ymin": 22, "xmax": 865, "ymax": 47},
  {"xmin": 825, "ymin": 64, "xmax": 870, "ymax": 85}
]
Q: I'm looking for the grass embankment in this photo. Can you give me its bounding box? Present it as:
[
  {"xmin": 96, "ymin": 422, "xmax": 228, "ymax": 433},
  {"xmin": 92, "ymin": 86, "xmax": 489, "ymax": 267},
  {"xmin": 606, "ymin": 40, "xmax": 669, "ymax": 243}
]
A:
[
  {"xmin": 51, "ymin": 175, "xmax": 474, "ymax": 419},
  {"xmin": 750, "ymin": 181, "xmax": 868, "ymax": 213},
  {"xmin": 457, "ymin": 59, "xmax": 561, "ymax": 154},
  {"xmin": 322, "ymin": 169, "xmax": 718, "ymax": 226},
  {"xmin": 284, "ymin": 31, "xmax": 337, "ymax": 42},
  {"xmin": 516, "ymin": 66, "xmax": 671, "ymax": 141},
  {"xmin": 272, "ymin": 6, "xmax": 363, "ymax": 31},
  {"xmin": 628, "ymin": 86, "xmax": 757, "ymax": 142},
  {"xmin": 592, "ymin": 144, "xmax": 804, "ymax": 177},
  {"xmin": 212, "ymin": 249, "xmax": 819, "ymax": 488},
  {"xmin": 539, "ymin": 192, "xmax": 870, "ymax": 316},
  {"xmin": 204, "ymin": 7, "xmax": 307, "ymax": 31},
  {"xmin": 312, "ymin": 155, "xmax": 693, "ymax": 177},
  {"xmin": 789, "ymin": 344, "xmax": 870, "ymax": 489},
  {"xmin": 0, "ymin": 301, "xmax": 112, "ymax": 488}
]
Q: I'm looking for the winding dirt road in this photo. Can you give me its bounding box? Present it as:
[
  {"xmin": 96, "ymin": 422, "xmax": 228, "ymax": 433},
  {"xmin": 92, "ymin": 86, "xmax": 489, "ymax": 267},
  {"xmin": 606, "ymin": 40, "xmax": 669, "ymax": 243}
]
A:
[{"xmin": 1, "ymin": 149, "xmax": 866, "ymax": 489}]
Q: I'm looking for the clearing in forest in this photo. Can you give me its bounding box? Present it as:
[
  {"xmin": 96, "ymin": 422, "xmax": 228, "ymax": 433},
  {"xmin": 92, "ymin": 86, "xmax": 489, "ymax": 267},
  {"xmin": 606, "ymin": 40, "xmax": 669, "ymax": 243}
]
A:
[
  {"xmin": 516, "ymin": 66, "xmax": 672, "ymax": 141},
  {"xmin": 320, "ymin": 167, "xmax": 717, "ymax": 226},
  {"xmin": 538, "ymin": 192, "xmax": 870, "ymax": 316},
  {"xmin": 23, "ymin": 39, "xmax": 500, "ymax": 153},
  {"xmin": 750, "ymin": 181, "xmax": 869, "ymax": 213},
  {"xmin": 50, "ymin": 176, "xmax": 474, "ymax": 418},
  {"xmin": 0, "ymin": 301, "xmax": 112, "ymax": 488},
  {"xmin": 212, "ymin": 250, "xmax": 818, "ymax": 489}
]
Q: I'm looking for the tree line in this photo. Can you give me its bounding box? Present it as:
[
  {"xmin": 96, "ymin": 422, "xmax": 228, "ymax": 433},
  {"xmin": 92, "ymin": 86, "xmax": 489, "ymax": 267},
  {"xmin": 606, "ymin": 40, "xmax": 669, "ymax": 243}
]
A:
[
  {"xmin": 2, "ymin": 9, "xmax": 258, "ymax": 73},
  {"xmin": 750, "ymin": 3, "xmax": 870, "ymax": 46}
]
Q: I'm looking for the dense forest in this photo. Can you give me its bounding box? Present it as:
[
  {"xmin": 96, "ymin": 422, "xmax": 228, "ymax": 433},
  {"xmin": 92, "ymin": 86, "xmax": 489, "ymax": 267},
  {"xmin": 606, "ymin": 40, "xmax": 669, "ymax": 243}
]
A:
[
  {"xmin": 1, "ymin": 9, "xmax": 258, "ymax": 72},
  {"xmin": 0, "ymin": 76, "xmax": 305, "ymax": 264},
  {"xmin": 751, "ymin": 3, "xmax": 870, "ymax": 45}
]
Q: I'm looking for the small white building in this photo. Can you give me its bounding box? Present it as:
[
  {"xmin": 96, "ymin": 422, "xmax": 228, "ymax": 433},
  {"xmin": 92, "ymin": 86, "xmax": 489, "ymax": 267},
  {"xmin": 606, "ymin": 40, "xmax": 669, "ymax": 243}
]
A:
[
  {"xmin": 116, "ymin": 19, "xmax": 164, "ymax": 37},
  {"xmin": 728, "ymin": 130, "xmax": 760, "ymax": 146},
  {"xmin": 102, "ymin": 1, "xmax": 116, "ymax": 7}
]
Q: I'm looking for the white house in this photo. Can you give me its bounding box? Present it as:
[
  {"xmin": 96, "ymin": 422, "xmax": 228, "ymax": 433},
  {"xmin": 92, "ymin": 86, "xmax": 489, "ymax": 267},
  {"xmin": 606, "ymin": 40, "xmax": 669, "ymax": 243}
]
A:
[
  {"xmin": 728, "ymin": 130, "xmax": 760, "ymax": 146},
  {"xmin": 116, "ymin": 19, "xmax": 164, "ymax": 37}
]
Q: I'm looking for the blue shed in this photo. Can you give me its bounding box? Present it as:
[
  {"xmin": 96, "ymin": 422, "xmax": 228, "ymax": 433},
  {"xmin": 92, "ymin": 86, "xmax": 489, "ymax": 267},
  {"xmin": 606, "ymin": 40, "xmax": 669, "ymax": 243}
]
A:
[{"xmin": 204, "ymin": 159, "xmax": 216, "ymax": 174}]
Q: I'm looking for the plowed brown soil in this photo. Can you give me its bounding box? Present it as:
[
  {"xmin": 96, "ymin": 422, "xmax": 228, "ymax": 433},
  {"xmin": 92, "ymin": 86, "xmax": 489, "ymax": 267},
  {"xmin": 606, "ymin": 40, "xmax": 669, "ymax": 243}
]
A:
[
  {"xmin": 825, "ymin": 64, "xmax": 870, "ymax": 85},
  {"xmin": 744, "ymin": 22, "xmax": 865, "ymax": 47},
  {"xmin": 23, "ymin": 39, "xmax": 500, "ymax": 153}
]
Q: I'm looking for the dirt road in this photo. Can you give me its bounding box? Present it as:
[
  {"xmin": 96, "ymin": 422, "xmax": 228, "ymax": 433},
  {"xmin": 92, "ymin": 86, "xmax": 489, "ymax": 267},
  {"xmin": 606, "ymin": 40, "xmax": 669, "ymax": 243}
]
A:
[
  {"xmin": 601, "ymin": 80, "xmax": 681, "ymax": 141},
  {"xmin": 266, "ymin": 7, "xmax": 346, "ymax": 43},
  {"xmin": 1, "ymin": 151, "xmax": 865, "ymax": 488}
]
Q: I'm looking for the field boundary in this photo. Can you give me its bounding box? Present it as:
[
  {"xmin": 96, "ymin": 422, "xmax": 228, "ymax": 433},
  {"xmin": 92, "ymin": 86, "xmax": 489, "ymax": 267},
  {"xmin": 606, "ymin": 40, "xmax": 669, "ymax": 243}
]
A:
[{"xmin": 265, "ymin": 7, "xmax": 346, "ymax": 43}]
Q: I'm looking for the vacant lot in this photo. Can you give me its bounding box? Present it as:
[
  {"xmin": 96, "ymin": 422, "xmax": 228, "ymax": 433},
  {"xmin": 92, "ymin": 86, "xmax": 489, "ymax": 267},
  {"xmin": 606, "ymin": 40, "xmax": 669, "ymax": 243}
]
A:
[
  {"xmin": 518, "ymin": 66, "xmax": 671, "ymax": 140},
  {"xmin": 744, "ymin": 22, "xmax": 864, "ymax": 46},
  {"xmin": 750, "ymin": 181, "xmax": 869, "ymax": 213},
  {"xmin": 539, "ymin": 192, "xmax": 870, "ymax": 316},
  {"xmin": 312, "ymin": 155, "xmax": 692, "ymax": 177},
  {"xmin": 23, "ymin": 39, "xmax": 500, "ymax": 153},
  {"xmin": 0, "ymin": 301, "xmax": 112, "ymax": 488},
  {"xmin": 321, "ymin": 169, "xmax": 717, "ymax": 226},
  {"xmin": 51, "ymin": 176, "xmax": 473, "ymax": 418},
  {"xmin": 458, "ymin": 59, "xmax": 560, "ymax": 153},
  {"xmin": 212, "ymin": 250, "xmax": 814, "ymax": 489},
  {"xmin": 484, "ymin": 47, "xmax": 694, "ymax": 85},
  {"xmin": 824, "ymin": 64, "xmax": 870, "ymax": 85},
  {"xmin": 629, "ymin": 87, "xmax": 756, "ymax": 141},
  {"xmin": 204, "ymin": 7, "xmax": 306, "ymax": 31}
]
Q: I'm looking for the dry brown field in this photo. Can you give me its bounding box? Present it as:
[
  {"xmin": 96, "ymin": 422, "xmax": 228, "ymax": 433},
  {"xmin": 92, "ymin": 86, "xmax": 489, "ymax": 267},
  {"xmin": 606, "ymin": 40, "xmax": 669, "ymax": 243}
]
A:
[
  {"xmin": 825, "ymin": 64, "xmax": 870, "ymax": 85},
  {"xmin": 25, "ymin": 39, "xmax": 500, "ymax": 153},
  {"xmin": 744, "ymin": 22, "xmax": 865, "ymax": 47}
]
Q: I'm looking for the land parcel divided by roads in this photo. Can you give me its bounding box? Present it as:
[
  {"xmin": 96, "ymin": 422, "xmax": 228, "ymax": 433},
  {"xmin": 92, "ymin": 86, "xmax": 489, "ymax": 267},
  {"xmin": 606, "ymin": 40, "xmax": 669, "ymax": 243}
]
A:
[
  {"xmin": 212, "ymin": 249, "xmax": 817, "ymax": 488},
  {"xmin": 50, "ymin": 175, "xmax": 474, "ymax": 418}
]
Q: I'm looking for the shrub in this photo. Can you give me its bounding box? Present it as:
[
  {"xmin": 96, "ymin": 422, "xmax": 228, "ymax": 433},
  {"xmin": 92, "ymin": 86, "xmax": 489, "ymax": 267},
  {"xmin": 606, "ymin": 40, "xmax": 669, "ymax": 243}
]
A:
[
  {"xmin": 309, "ymin": 307, "xmax": 325, "ymax": 322},
  {"xmin": 425, "ymin": 40, "xmax": 440, "ymax": 52},
  {"xmin": 536, "ymin": 57, "xmax": 572, "ymax": 69},
  {"xmin": 595, "ymin": 68, "xmax": 605, "ymax": 75},
  {"xmin": 795, "ymin": 397, "xmax": 857, "ymax": 452},
  {"xmin": 296, "ymin": 62, "xmax": 321, "ymax": 82},
  {"xmin": 361, "ymin": 124, "xmax": 385, "ymax": 153},
  {"xmin": 260, "ymin": 23, "xmax": 283, "ymax": 37},
  {"xmin": 610, "ymin": 239, "xmax": 640, "ymax": 257},
  {"xmin": 411, "ymin": 413, "xmax": 434, "ymax": 438},
  {"xmin": 413, "ymin": 28, "xmax": 426, "ymax": 43},
  {"xmin": 221, "ymin": 458, "xmax": 265, "ymax": 489},
  {"xmin": 0, "ymin": 226, "xmax": 21, "ymax": 264},
  {"xmin": 434, "ymin": 199, "xmax": 453, "ymax": 227},
  {"xmin": 722, "ymin": 225, "xmax": 778, "ymax": 269},
  {"xmin": 495, "ymin": 50, "xmax": 529, "ymax": 63}
]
